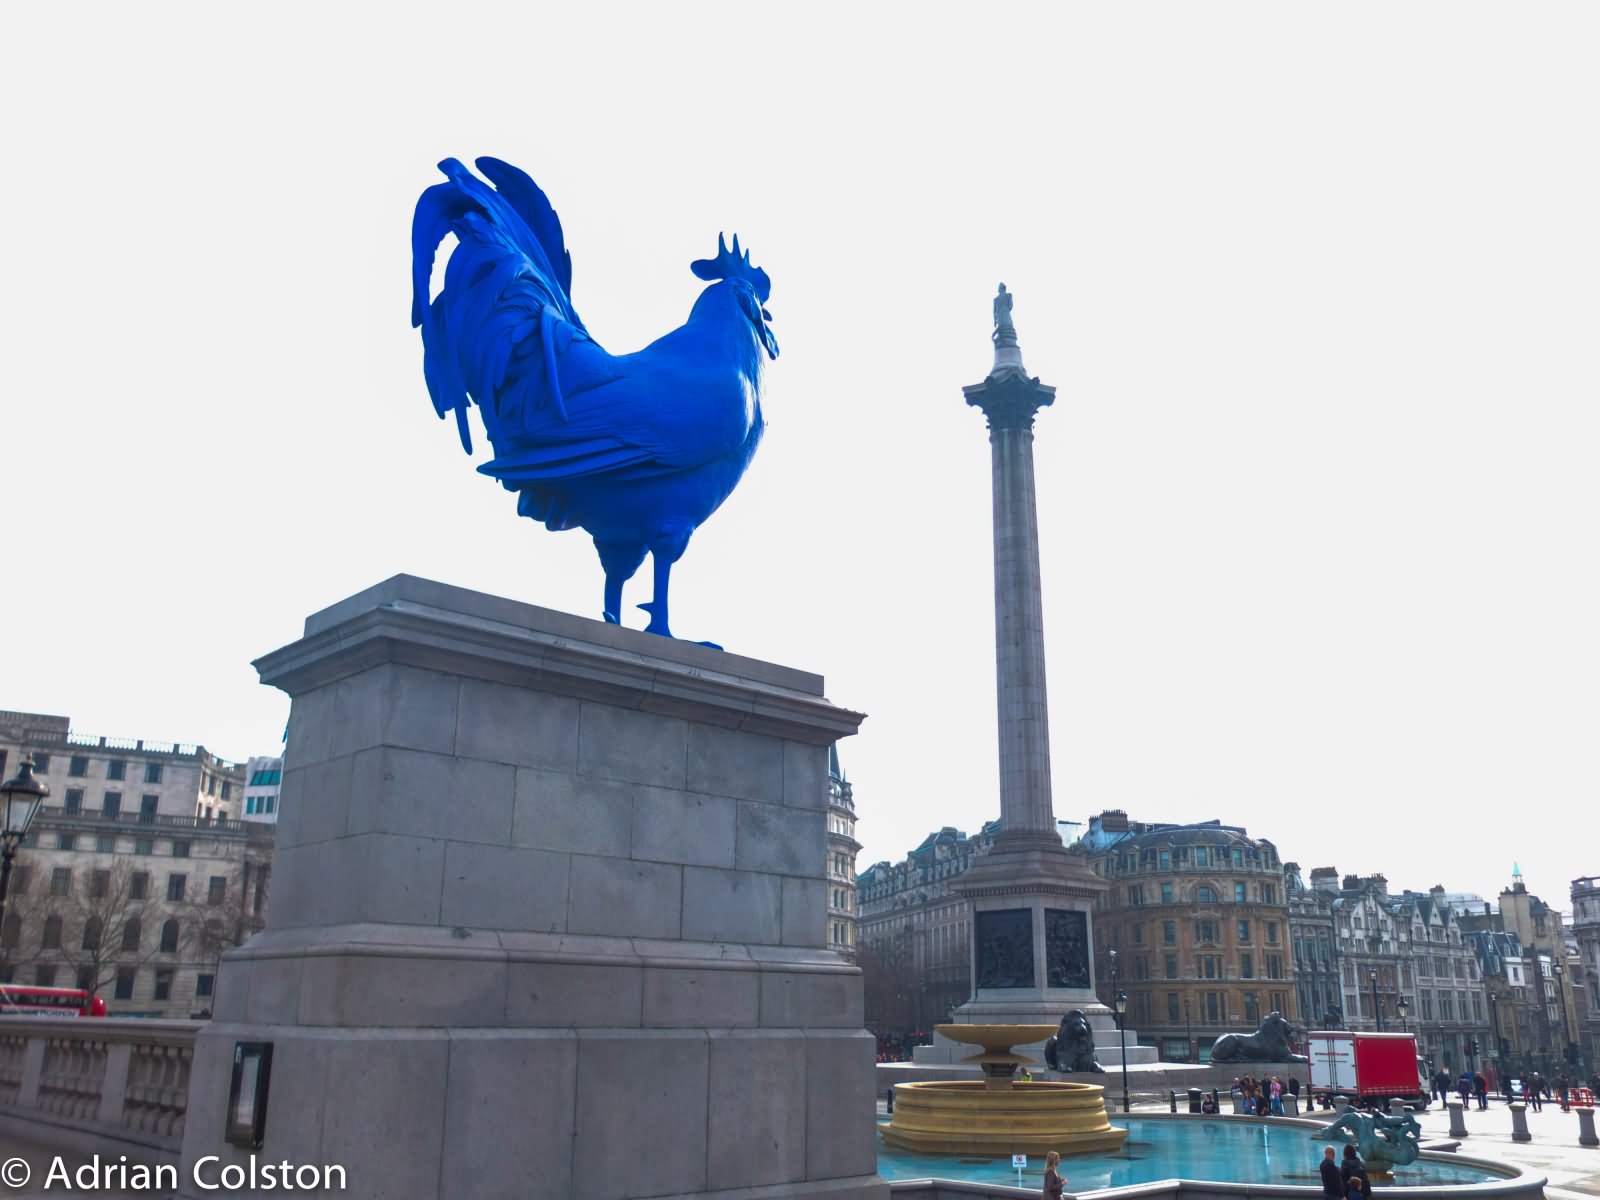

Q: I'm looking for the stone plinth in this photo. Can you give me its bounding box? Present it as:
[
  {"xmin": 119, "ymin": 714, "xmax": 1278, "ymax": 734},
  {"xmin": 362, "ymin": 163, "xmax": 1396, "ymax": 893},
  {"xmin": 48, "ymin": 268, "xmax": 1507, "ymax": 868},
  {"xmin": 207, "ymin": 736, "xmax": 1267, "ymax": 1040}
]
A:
[
  {"xmin": 177, "ymin": 575, "xmax": 884, "ymax": 1200},
  {"xmin": 1510, "ymin": 1101, "xmax": 1531, "ymax": 1142}
]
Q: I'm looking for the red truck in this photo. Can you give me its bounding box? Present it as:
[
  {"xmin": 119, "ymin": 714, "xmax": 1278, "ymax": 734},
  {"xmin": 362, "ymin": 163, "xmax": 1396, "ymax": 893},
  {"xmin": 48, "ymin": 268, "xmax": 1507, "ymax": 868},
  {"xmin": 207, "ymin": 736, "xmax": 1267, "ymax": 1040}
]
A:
[{"xmin": 1306, "ymin": 1030, "xmax": 1430, "ymax": 1109}]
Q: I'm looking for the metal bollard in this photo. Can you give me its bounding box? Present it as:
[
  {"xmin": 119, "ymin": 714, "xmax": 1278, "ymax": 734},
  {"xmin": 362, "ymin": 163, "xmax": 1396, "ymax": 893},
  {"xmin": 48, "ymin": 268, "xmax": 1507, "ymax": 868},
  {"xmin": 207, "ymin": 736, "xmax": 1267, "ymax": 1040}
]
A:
[
  {"xmin": 1190, "ymin": 1088, "xmax": 1204, "ymax": 1115},
  {"xmin": 1169, "ymin": 1090, "xmax": 1177, "ymax": 1113},
  {"xmin": 886, "ymin": 1086, "xmax": 894, "ymax": 1114}
]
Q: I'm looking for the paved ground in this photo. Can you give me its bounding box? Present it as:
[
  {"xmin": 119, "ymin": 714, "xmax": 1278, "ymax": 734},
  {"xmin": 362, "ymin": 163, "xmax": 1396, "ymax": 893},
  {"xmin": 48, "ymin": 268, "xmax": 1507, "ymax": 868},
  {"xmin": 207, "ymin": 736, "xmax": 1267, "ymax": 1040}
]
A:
[{"xmin": 9, "ymin": 1099, "xmax": 1597, "ymax": 1196}]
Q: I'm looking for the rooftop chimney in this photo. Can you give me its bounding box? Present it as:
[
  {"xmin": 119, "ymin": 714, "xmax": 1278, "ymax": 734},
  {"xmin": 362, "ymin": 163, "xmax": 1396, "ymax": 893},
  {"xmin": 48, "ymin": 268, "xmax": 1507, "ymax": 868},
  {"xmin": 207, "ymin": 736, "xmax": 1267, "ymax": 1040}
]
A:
[{"xmin": 1098, "ymin": 810, "xmax": 1130, "ymax": 833}]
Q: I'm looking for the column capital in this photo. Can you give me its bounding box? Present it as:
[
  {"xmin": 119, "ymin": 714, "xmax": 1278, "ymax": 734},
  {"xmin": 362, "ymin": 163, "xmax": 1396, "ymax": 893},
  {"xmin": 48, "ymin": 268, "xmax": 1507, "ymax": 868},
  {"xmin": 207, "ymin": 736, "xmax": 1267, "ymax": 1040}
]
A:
[{"xmin": 963, "ymin": 371, "xmax": 1057, "ymax": 432}]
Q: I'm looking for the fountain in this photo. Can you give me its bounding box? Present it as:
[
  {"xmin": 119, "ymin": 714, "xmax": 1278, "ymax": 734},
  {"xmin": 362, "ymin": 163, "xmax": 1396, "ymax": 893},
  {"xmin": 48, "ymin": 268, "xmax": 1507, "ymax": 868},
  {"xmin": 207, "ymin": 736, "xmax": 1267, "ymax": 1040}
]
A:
[{"xmin": 881, "ymin": 1025, "xmax": 1128, "ymax": 1156}]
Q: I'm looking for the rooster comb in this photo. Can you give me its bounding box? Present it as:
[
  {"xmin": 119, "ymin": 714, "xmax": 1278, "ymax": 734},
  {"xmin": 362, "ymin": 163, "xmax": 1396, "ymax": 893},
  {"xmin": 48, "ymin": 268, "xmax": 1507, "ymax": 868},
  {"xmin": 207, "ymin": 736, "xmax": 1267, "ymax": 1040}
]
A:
[{"xmin": 690, "ymin": 233, "xmax": 771, "ymax": 304}]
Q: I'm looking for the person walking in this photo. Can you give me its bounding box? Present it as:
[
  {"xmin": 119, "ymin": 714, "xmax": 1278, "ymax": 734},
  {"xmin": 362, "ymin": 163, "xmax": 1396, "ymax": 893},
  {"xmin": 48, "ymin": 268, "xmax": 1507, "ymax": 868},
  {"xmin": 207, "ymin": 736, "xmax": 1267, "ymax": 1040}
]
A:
[
  {"xmin": 1527, "ymin": 1072, "xmax": 1543, "ymax": 1113},
  {"xmin": 1042, "ymin": 1150, "xmax": 1065, "ymax": 1200},
  {"xmin": 1320, "ymin": 1147, "xmax": 1345, "ymax": 1199},
  {"xmin": 1473, "ymin": 1072, "xmax": 1487, "ymax": 1110},
  {"xmin": 1340, "ymin": 1145, "xmax": 1372, "ymax": 1199}
]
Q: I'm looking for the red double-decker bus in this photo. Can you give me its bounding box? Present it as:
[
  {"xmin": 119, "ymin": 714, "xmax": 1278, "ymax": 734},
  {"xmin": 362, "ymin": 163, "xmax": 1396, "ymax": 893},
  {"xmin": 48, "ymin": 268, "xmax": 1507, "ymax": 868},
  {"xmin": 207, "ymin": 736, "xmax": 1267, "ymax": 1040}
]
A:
[{"xmin": 0, "ymin": 985, "xmax": 107, "ymax": 1017}]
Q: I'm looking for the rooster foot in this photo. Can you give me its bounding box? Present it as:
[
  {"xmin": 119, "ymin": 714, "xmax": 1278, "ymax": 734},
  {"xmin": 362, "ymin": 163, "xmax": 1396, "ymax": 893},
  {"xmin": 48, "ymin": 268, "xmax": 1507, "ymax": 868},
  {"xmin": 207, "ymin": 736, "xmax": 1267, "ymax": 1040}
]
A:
[{"xmin": 636, "ymin": 602, "xmax": 723, "ymax": 650}]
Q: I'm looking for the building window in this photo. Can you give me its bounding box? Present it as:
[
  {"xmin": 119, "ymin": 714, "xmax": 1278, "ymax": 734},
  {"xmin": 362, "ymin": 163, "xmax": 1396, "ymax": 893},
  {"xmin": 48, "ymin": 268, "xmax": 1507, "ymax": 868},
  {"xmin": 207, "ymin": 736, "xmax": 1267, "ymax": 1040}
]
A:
[
  {"xmin": 96, "ymin": 835, "xmax": 115, "ymax": 853},
  {"xmin": 115, "ymin": 968, "xmax": 136, "ymax": 1000},
  {"xmin": 1234, "ymin": 882, "xmax": 1247, "ymax": 902},
  {"xmin": 1238, "ymin": 920, "xmax": 1251, "ymax": 943},
  {"xmin": 82, "ymin": 916, "xmax": 103, "ymax": 951},
  {"xmin": 1244, "ymin": 991, "xmax": 1260, "ymax": 1023},
  {"xmin": 1165, "ymin": 954, "xmax": 1178, "ymax": 979},
  {"xmin": 32, "ymin": 753, "xmax": 51, "ymax": 774},
  {"xmin": 1240, "ymin": 952, "xmax": 1254, "ymax": 979},
  {"xmin": 1161, "ymin": 882, "xmax": 1174, "ymax": 903},
  {"xmin": 1168, "ymin": 992, "xmax": 1180, "ymax": 1021},
  {"xmin": 64, "ymin": 788, "xmax": 84, "ymax": 813},
  {"xmin": 144, "ymin": 763, "xmax": 162, "ymax": 784},
  {"xmin": 1131, "ymin": 923, "xmax": 1144, "ymax": 945},
  {"xmin": 103, "ymin": 792, "xmax": 122, "ymax": 817},
  {"xmin": 35, "ymin": 964, "xmax": 58, "ymax": 987},
  {"xmin": 57, "ymin": 833, "xmax": 76, "ymax": 851},
  {"xmin": 221, "ymin": 782, "xmax": 232, "ymax": 801},
  {"xmin": 1266, "ymin": 922, "xmax": 1279, "ymax": 944},
  {"xmin": 130, "ymin": 871, "xmax": 149, "ymax": 900},
  {"xmin": 1195, "ymin": 846, "xmax": 1210, "ymax": 867},
  {"xmin": 50, "ymin": 868, "xmax": 72, "ymax": 896},
  {"xmin": 91, "ymin": 869, "xmax": 110, "ymax": 899},
  {"xmin": 265, "ymin": 796, "xmax": 275, "ymax": 814},
  {"xmin": 122, "ymin": 918, "xmax": 142, "ymax": 952},
  {"xmin": 1196, "ymin": 919, "xmax": 1218, "ymax": 944},
  {"xmin": 0, "ymin": 915, "xmax": 17, "ymax": 950},
  {"xmin": 1196, "ymin": 886, "xmax": 1215, "ymax": 904},
  {"xmin": 1159, "ymin": 849, "xmax": 1170, "ymax": 870},
  {"xmin": 167, "ymin": 874, "xmax": 187, "ymax": 902},
  {"xmin": 42, "ymin": 916, "xmax": 63, "ymax": 950},
  {"xmin": 1267, "ymin": 954, "xmax": 1283, "ymax": 979},
  {"xmin": 160, "ymin": 919, "xmax": 180, "ymax": 954},
  {"xmin": 135, "ymin": 838, "xmax": 153, "ymax": 856},
  {"xmin": 1260, "ymin": 883, "xmax": 1276, "ymax": 904},
  {"xmin": 107, "ymin": 759, "xmax": 126, "ymax": 781},
  {"xmin": 196, "ymin": 974, "xmax": 215, "ymax": 998},
  {"xmin": 172, "ymin": 840, "xmax": 191, "ymax": 859},
  {"xmin": 76, "ymin": 967, "xmax": 94, "ymax": 992},
  {"xmin": 1163, "ymin": 920, "xmax": 1177, "ymax": 945},
  {"xmin": 69, "ymin": 755, "xmax": 89, "ymax": 777}
]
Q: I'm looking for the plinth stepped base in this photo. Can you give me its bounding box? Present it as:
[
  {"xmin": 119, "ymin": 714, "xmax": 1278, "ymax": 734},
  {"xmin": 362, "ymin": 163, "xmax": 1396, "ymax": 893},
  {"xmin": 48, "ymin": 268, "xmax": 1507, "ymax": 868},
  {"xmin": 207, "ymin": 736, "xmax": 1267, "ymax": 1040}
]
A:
[{"xmin": 880, "ymin": 1081, "xmax": 1128, "ymax": 1156}]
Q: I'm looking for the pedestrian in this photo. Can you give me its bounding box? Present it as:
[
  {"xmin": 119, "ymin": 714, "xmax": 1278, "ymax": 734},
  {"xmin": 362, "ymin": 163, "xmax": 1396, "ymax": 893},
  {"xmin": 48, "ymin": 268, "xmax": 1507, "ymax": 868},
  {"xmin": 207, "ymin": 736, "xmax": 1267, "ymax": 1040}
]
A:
[
  {"xmin": 1473, "ymin": 1072, "xmax": 1487, "ymax": 1111},
  {"xmin": 1042, "ymin": 1150, "xmax": 1064, "ymax": 1200},
  {"xmin": 1340, "ymin": 1145, "xmax": 1372, "ymax": 1199},
  {"xmin": 1528, "ymin": 1073, "xmax": 1542, "ymax": 1113},
  {"xmin": 1320, "ymin": 1147, "xmax": 1344, "ymax": 1199},
  {"xmin": 1271, "ymin": 1076, "xmax": 1285, "ymax": 1116}
]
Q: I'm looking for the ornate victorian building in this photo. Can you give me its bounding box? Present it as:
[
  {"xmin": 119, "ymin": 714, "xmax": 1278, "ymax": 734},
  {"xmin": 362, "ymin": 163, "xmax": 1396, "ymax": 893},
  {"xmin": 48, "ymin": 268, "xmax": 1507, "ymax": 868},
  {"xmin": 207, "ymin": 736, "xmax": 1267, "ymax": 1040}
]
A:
[
  {"xmin": 825, "ymin": 745, "xmax": 861, "ymax": 959},
  {"xmin": 1286, "ymin": 864, "xmax": 1341, "ymax": 1028},
  {"xmin": 1082, "ymin": 812, "xmax": 1292, "ymax": 1062}
]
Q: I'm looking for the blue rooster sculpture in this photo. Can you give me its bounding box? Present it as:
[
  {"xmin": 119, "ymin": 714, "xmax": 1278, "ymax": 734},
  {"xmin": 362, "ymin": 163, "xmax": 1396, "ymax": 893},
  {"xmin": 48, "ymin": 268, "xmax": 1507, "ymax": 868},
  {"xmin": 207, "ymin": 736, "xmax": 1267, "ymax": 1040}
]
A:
[{"xmin": 411, "ymin": 157, "xmax": 778, "ymax": 645}]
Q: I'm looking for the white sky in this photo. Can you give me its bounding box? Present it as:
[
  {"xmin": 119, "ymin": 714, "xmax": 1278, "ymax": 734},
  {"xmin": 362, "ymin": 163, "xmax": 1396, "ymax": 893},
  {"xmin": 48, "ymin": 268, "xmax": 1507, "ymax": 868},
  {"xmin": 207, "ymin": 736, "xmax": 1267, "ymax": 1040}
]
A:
[{"xmin": 4, "ymin": 3, "xmax": 1596, "ymax": 910}]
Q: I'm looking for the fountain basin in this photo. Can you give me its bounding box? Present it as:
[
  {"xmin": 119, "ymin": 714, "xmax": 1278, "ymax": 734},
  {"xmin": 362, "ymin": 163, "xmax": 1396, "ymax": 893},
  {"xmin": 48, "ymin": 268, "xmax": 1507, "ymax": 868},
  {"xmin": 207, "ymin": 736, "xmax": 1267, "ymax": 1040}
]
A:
[{"xmin": 881, "ymin": 1080, "xmax": 1129, "ymax": 1156}]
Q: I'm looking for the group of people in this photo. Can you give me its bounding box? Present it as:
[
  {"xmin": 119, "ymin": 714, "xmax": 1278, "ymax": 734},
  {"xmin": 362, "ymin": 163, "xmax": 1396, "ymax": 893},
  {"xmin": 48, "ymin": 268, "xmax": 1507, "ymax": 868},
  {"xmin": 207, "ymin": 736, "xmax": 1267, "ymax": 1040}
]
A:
[
  {"xmin": 1319, "ymin": 1145, "xmax": 1373, "ymax": 1200},
  {"xmin": 1232, "ymin": 1073, "xmax": 1298, "ymax": 1116},
  {"xmin": 1433, "ymin": 1069, "xmax": 1490, "ymax": 1110}
]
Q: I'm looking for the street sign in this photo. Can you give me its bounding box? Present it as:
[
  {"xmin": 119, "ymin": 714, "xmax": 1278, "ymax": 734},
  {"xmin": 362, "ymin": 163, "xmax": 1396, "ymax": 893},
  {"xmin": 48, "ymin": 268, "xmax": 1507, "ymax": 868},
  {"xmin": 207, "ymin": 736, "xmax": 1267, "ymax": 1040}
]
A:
[{"xmin": 1012, "ymin": 1155, "xmax": 1027, "ymax": 1169}]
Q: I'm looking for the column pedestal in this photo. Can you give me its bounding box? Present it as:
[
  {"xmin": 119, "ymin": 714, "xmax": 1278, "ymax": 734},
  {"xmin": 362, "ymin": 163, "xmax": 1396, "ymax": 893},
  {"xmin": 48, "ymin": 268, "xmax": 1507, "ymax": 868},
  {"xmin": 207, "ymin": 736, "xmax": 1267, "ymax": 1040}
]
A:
[{"xmin": 176, "ymin": 576, "xmax": 884, "ymax": 1200}]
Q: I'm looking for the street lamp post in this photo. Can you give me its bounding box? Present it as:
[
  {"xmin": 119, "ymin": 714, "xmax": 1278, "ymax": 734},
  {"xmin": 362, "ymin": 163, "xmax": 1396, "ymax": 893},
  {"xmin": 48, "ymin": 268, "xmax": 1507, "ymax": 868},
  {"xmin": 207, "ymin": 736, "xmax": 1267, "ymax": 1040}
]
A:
[
  {"xmin": 1109, "ymin": 948, "xmax": 1129, "ymax": 1113},
  {"xmin": 1397, "ymin": 995, "xmax": 1410, "ymax": 1033},
  {"xmin": 1370, "ymin": 969, "xmax": 1384, "ymax": 1032},
  {"xmin": 0, "ymin": 757, "xmax": 49, "ymax": 937},
  {"xmin": 1184, "ymin": 997, "xmax": 1193, "ymax": 1064}
]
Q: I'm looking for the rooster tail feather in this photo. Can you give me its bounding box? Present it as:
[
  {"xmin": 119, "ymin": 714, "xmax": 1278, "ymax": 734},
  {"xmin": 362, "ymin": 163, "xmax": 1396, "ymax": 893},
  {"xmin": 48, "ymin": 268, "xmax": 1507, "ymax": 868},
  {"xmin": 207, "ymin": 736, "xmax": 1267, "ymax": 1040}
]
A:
[{"xmin": 475, "ymin": 157, "xmax": 577, "ymax": 300}]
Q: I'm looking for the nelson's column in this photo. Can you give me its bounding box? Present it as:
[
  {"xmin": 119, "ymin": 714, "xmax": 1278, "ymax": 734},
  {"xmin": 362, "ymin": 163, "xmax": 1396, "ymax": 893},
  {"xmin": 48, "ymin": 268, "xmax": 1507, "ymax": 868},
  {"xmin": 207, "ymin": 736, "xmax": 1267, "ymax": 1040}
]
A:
[{"xmin": 926, "ymin": 287, "xmax": 1151, "ymax": 1067}]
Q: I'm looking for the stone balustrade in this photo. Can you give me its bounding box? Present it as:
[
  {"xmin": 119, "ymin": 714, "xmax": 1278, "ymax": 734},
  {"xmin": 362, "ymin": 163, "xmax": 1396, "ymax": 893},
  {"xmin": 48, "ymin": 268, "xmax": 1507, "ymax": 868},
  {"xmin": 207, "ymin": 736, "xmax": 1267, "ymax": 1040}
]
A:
[{"xmin": 0, "ymin": 1017, "xmax": 197, "ymax": 1167}]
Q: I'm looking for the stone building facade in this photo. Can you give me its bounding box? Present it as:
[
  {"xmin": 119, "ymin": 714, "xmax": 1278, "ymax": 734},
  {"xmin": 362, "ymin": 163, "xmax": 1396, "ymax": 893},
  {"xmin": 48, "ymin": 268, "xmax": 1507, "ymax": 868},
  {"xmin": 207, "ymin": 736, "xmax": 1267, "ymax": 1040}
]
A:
[
  {"xmin": 1286, "ymin": 864, "xmax": 1341, "ymax": 1028},
  {"xmin": 0, "ymin": 711, "xmax": 270, "ymax": 1018},
  {"xmin": 857, "ymin": 821, "xmax": 999, "ymax": 1036},
  {"xmin": 1572, "ymin": 875, "xmax": 1600, "ymax": 1071},
  {"xmin": 1462, "ymin": 872, "xmax": 1586, "ymax": 1075},
  {"xmin": 825, "ymin": 745, "xmax": 860, "ymax": 959},
  {"xmin": 1082, "ymin": 813, "xmax": 1292, "ymax": 1062}
]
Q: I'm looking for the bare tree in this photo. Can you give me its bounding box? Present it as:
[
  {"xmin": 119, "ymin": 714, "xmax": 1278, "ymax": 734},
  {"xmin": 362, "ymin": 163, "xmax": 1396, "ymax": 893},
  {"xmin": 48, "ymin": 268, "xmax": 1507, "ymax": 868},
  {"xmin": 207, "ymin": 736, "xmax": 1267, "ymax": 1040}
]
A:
[{"xmin": 50, "ymin": 859, "xmax": 164, "ymax": 995}]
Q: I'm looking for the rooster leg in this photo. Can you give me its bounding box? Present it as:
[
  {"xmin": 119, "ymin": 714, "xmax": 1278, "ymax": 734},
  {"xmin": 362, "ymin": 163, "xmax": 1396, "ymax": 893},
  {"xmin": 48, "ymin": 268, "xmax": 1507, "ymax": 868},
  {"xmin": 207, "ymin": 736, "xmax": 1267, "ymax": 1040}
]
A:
[
  {"xmin": 638, "ymin": 532, "xmax": 716, "ymax": 646},
  {"xmin": 594, "ymin": 539, "xmax": 647, "ymax": 625}
]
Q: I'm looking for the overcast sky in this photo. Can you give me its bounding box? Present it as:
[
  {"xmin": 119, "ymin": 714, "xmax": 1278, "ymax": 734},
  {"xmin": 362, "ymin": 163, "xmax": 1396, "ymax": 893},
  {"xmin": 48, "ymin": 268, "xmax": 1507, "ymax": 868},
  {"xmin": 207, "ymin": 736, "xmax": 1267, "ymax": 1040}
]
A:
[{"xmin": 5, "ymin": 4, "xmax": 1595, "ymax": 911}]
